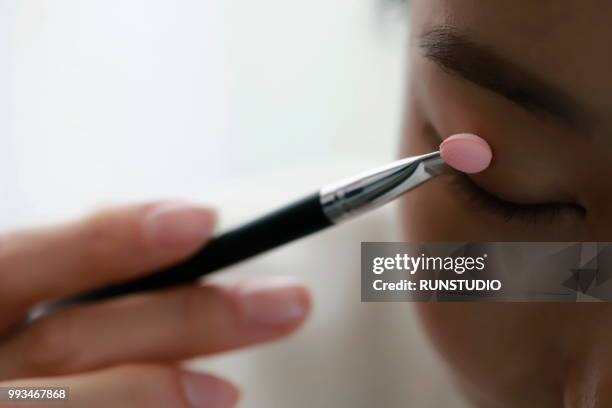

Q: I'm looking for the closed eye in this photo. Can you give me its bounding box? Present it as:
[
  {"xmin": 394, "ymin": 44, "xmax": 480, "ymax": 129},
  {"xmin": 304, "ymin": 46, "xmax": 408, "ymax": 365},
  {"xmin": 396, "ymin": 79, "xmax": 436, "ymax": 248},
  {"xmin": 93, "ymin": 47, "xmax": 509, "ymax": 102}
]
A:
[{"xmin": 449, "ymin": 173, "xmax": 586, "ymax": 225}]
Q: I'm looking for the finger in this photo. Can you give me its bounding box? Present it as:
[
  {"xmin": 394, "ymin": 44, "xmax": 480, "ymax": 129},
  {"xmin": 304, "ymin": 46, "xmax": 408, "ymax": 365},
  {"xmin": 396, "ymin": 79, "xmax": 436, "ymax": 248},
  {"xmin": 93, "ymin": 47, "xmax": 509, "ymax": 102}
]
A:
[
  {"xmin": 0, "ymin": 201, "xmax": 216, "ymax": 313},
  {"xmin": 0, "ymin": 277, "xmax": 310, "ymax": 379},
  {"xmin": 0, "ymin": 364, "xmax": 239, "ymax": 408}
]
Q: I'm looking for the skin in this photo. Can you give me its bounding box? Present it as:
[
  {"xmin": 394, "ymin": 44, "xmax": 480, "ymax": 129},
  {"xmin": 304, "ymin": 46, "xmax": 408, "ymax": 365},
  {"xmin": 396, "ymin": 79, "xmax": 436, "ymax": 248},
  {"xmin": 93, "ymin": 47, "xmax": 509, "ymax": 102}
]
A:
[
  {"xmin": 2, "ymin": 2, "xmax": 611, "ymax": 407},
  {"xmin": 0, "ymin": 202, "xmax": 311, "ymax": 408},
  {"xmin": 401, "ymin": 1, "xmax": 612, "ymax": 407}
]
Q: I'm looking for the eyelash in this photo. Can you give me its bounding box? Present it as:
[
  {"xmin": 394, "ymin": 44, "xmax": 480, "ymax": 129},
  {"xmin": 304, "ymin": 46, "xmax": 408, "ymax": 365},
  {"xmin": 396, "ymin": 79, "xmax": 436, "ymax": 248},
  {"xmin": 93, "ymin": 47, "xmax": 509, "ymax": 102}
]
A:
[{"xmin": 449, "ymin": 174, "xmax": 586, "ymax": 225}]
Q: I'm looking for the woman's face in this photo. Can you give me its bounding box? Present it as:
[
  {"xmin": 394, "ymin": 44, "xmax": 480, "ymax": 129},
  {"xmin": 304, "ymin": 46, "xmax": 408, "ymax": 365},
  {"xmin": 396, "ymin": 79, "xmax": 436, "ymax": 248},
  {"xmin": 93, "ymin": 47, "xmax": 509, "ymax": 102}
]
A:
[
  {"xmin": 403, "ymin": 0, "xmax": 612, "ymax": 241},
  {"xmin": 401, "ymin": 1, "xmax": 612, "ymax": 406}
]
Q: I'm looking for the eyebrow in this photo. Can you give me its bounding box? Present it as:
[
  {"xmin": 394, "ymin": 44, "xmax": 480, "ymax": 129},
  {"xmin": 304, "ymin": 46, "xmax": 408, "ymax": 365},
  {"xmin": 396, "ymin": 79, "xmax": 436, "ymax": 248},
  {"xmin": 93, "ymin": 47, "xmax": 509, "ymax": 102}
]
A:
[{"xmin": 418, "ymin": 26, "xmax": 590, "ymax": 131}]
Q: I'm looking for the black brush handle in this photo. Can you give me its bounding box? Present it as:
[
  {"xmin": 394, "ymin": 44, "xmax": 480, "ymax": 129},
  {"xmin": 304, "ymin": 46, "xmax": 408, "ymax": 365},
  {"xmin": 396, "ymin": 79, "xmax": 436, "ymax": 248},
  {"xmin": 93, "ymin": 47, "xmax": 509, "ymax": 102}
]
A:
[{"xmin": 68, "ymin": 192, "xmax": 331, "ymax": 303}]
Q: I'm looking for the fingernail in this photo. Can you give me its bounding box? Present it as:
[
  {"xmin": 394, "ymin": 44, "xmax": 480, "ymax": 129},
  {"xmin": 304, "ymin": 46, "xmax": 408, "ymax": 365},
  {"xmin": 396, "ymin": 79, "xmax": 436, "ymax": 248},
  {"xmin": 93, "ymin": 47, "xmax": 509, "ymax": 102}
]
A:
[
  {"xmin": 236, "ymin": 277, "xmax": 309, "ymax": 326},
  {"xmin": 144, "ymin": 202, "xmax": 216, "ymax": 248},
  {"xmin": 181, "ymin": 372, "xmax": 239, "ymax": 408}
]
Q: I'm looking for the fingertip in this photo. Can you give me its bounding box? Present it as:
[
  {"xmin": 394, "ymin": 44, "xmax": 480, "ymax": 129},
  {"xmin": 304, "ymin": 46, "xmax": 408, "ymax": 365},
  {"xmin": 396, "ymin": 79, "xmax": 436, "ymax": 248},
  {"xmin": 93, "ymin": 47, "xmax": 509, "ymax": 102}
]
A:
[
  {"xmin": 143, "ymin": 201, "xmax": 217, "ymax": 250},
  {"xmin": 181, "ymin": 371, "xmax": 240, "ymax": 408},
  {"xmin": 233, "ymin": 277, "xmax": 312, "ymax": 331}
]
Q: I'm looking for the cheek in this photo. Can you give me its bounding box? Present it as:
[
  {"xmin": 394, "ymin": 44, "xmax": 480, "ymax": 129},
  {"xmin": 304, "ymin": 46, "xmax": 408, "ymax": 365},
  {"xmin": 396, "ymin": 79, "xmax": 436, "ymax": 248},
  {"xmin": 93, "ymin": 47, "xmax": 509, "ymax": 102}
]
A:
[{"xmin": 414, "ymin": 302, "xmax": 569, "ymax": 406}]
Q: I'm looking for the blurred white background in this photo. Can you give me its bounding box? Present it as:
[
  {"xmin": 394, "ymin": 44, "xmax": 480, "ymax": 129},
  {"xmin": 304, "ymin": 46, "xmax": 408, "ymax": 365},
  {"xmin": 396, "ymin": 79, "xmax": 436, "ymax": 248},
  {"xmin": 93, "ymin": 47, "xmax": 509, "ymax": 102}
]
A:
[
  {"xmin": 1, "ymin": 1, "xmax": 468, "ymax": 407},
  {"xmin": 2, "ymin": 0, "xmax": 408, "ymax": 228}
]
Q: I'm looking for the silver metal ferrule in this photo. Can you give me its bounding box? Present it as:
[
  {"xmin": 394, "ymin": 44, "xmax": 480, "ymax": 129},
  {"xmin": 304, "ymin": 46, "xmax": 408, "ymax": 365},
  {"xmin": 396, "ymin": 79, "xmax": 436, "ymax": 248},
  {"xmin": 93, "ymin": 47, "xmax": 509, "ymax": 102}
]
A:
[{"xmin": 319, "ymin": 151, "xmax": 450, "ymax": 224}]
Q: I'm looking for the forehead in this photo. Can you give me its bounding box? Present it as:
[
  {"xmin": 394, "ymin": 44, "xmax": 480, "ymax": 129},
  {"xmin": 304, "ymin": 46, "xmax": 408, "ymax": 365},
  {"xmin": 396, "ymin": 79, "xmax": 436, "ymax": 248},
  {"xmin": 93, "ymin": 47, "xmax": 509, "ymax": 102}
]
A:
[{"xmin": 412, "ymin": 0, "xmax": 612, "ymax": 131}]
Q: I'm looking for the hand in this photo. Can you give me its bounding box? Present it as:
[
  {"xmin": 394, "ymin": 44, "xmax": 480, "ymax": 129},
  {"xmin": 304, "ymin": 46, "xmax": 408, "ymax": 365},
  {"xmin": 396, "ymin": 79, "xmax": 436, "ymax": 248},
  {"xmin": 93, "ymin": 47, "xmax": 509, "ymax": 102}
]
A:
[{"xmin": 0, "ymin": 202, "xmax": 311, "ymax": 407}]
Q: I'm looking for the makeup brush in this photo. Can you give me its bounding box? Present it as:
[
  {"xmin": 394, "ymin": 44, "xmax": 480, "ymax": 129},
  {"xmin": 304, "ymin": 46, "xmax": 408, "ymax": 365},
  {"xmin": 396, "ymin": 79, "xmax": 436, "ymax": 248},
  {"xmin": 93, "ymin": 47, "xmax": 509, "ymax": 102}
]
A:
[{"xmin": 50, "ymin": 133, "xmax": 492, "ymax": 307}]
